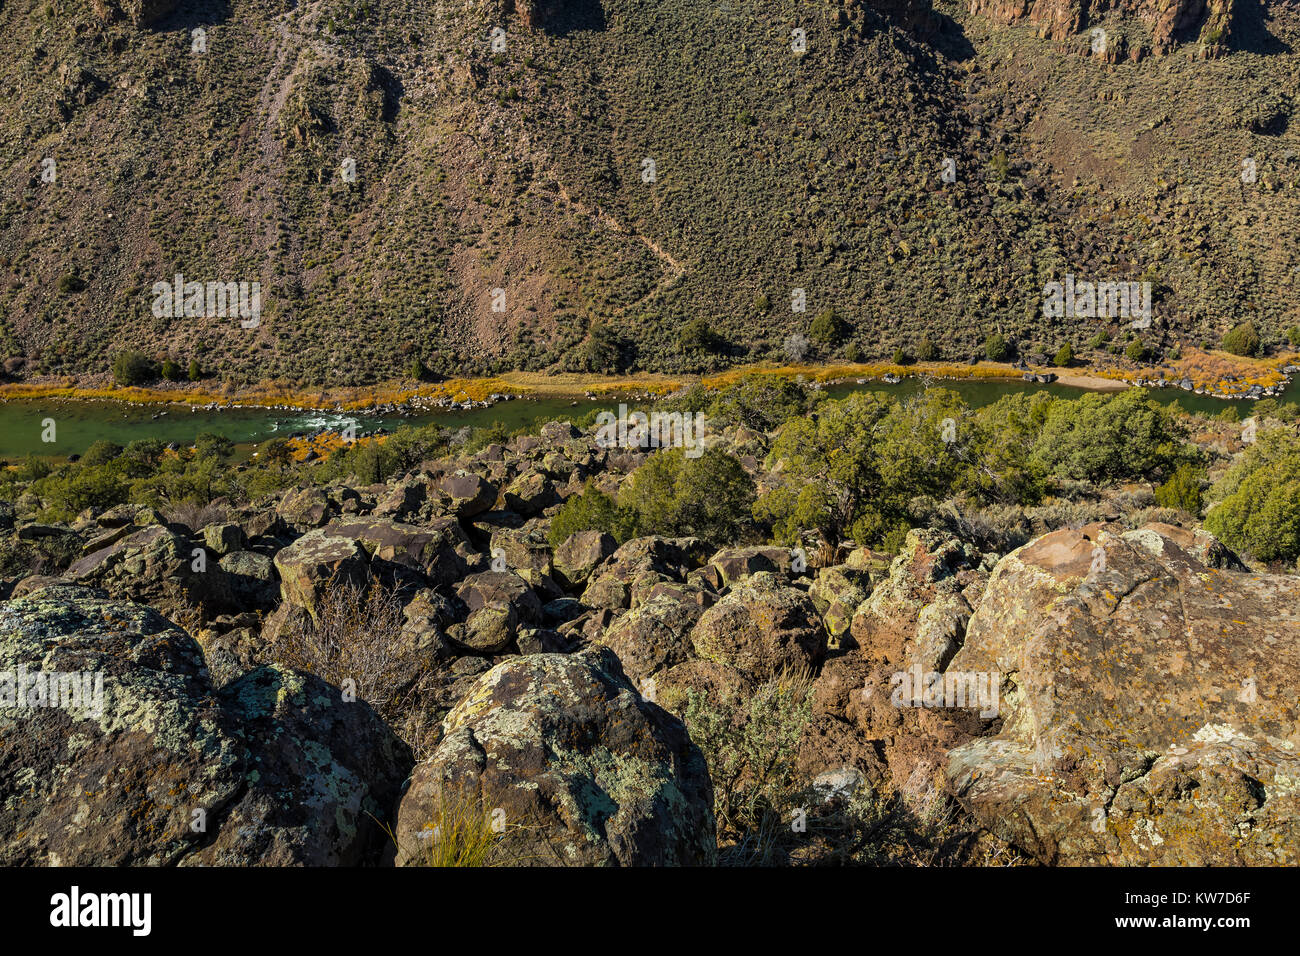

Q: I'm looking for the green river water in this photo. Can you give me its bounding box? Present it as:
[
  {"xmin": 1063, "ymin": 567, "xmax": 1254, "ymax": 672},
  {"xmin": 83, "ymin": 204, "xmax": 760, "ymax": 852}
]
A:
[{"xmin": 1, "ymin": 374, "xmax": 1294, "ymax": 461}]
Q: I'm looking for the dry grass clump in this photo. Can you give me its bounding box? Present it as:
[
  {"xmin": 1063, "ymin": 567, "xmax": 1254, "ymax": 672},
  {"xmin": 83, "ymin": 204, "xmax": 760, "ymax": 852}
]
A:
[
  {"xmin": 403, "ymin": 791, "xmax": 508, "ymax": 868},
  {"xmin": 270, "ymin": 575, "xmax": 442, "ymax": 759}
]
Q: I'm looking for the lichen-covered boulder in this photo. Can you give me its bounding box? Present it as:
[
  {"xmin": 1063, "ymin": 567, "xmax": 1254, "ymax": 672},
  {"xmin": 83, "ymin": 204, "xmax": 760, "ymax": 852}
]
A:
[
  {"xmin": 553, "ymin": 530, "xmax": 617, "ymax": 588},
  {"xmin": 690, "ymin": 571, "xmax": 826, "ymax": 682},
  {"xmin": 454, "ymin": 569, "xmax": 542, "ymax": 623},
  {"xmin": 392, "ymin": 647, "xmax": 715, "ymax": 866},
  {"xmin": 598, "ymin": 593, "xmax": 703, "ymax": 684},
  {"xmin": 322, "ymin": 518, "xmax": 470, "ymax": 586},
  {"xmin": 0, "ymin": 585, "xmax": 411, "ymax": 866},
  {"xmin": 219, "ymin": 550, "xmax": 279, "ymax": 608},
  {"xmin": 273, "ymin": 530, "xmax": 368, "ymax": 618},
  {"xmin": 183, "ymin": 666, "xmax": 412, "ymax": 866},
  {"xmin": 945, "ymin": 524, "xmax": 1300, "ymax": 865},
  {"xmin": 703, "ymin": 545, "xmax": 792, "ymax": 588},
  {"xmin": 202, "ymin": 523, "xmax": 245, "ymax": 556},
  {"xmin": 808, "ymin": 565, "xmax": 872, "ymax": 646},
  {"xmin": 277, "ymin": 486, "xmax": 332, "ymax": 530},
  {"xmin": 437, "ymin": 472, "xmax": 498, "ymax": 519},
  {"xmin": 65, "ymin": 524, "xmax": 233, "ymax": 617}
]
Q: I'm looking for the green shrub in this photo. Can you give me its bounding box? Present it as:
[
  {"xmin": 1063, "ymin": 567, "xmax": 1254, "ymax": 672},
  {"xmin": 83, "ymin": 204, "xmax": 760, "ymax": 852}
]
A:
[
  {"xmin": 755, "ymin": 388, "xmax": 965, "ymax": 546},
  {"xmin": 112, "ymin": 351, "xmax": 156, "ymax": 386},
  {"xmin": 916, "ymin": 336, "xmax": 938, "ymax": 362},
  {"xmin": 1205, "ymin": 428, "xmax": 1300, "ymax": 562},
  {"xmin": 679, "ymin": 317, "xmax": 722, "ymax": 354},
  {"xmin": 678, "ymin": 668, "xmax": 813, "ymax": 847},
  {"xmin": 548, "ymin": 480, "xmax": 635, "ymax": 546},
  {"xmin": 1053, "ymin": 343, "xmax": 1073, "ymax": 367},
  {"xmin": 809, "ymin": 309, "xmax": 847, "ymax": 346},
  {"xmin": 576, "ymin": 322, "xmax": 622, "ymax": 373},
  {"xmin": 57, "ymin": 271, "xmax": 86, "ymax": 293},
  {"xmin": 1030, "ymin": 389, "xmax": 1189, "ymax": 483},
  {"xmin": 1154, "ymin": 462, "xmax": 1204, "ymax": 514},
  {"xmin": 82, "ymin": 440, "xmax": 123, "ymax": 467},
  {"xmin": 706, "ymin": 375, "xmax": 814, "ymax": 431},
  {"xmin": 1222, "ymin": 322, "xmax": 1262, "ymax": 357},
  {"xmin": 983, "ymin": 334, "xmax": 1012, "ymax": 362},
  {"xmin": 621, "ymin": 447, "xmax": 756, "ymax": 543}
]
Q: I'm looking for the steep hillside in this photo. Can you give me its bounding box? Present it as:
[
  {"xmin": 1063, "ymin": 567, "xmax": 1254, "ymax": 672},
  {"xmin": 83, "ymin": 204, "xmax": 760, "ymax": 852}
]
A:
[{"xmin": 0, "ymin": 0, "xmax": 1297, "ymax": 387}]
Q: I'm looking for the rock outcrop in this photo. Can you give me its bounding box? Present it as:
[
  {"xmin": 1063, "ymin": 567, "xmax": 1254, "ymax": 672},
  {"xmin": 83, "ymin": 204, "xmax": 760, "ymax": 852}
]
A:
[
  {"xmin": 0, "ymin": 586, "xmax": 411, "ymax": 865},
  {"xmin": 945, "ymin": 523, "xmax": 1300, "ymax": 865},
  {"xmin": 968, "ymin": 0, "xmax": 1236, "ymax": 55}
]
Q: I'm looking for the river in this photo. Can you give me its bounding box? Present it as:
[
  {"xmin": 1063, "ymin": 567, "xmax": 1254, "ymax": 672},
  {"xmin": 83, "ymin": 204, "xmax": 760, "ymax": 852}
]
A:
[{"xmin": 1, "ymin": 374, "xmax": 1295, "ymax": 461}]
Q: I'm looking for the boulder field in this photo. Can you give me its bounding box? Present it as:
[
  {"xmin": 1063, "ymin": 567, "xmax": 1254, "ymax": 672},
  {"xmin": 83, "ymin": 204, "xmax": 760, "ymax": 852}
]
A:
[{"xmin": 2, "ymin": 421, "xmax": 1295, "ymax": 865}]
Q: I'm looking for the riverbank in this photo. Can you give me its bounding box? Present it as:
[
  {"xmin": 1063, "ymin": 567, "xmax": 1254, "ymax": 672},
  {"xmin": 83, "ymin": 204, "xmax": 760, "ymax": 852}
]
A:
[{"xmin": 1, "ymin": 349, "xmax": 1295, "ymax": 415}]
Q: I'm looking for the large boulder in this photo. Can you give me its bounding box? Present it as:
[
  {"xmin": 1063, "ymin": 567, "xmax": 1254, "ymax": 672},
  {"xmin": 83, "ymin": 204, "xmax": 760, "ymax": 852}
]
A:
[
  {"xmin": 273, "ymin": 531, "xmax": 368, "ymax": 619},
  {"xmin": 392, "ymin": 648, "xmax": 715, "ymax": 866},
  {"xmin": 701, "ymin": 545, "xmax": 793, "ymax": 589},
  {"xmin": 598, "ymin": 593, "xmax": 703, "ymax": 685},
  {"xmin": 277, "ymin": 487, "xmax": 332, "ymax": 530},
  {"xmin": 690, "ymin": 571, "xmax": 826, "ymax": 682},
  {"xmin": 274, "ymin": 518, "xmax": 469, "ymax": 617},
  {"xmin": 945, "ymin": 524, "xmax": 1300, "ymax": 865},
  {"xmin": 0, "ymin": 586, "xmax": 410, "ymax": 865},
  {"xmin": 219, "ymin": 550, "xmax": 279, "ymax": 608},
  {"xmin": 65, "ymin": 524, "xmax": 232, "ymax": 617},
  {"xmin": 552, "ymin": 530, "xmax": 617, "ymax": 589},
  {"xmin": 183, "ymin": 666, "xmax": 413, "ymax": 866},
  {"xmin": 437, "ymin": 472, "xmax": 498, "ymax": 519}
]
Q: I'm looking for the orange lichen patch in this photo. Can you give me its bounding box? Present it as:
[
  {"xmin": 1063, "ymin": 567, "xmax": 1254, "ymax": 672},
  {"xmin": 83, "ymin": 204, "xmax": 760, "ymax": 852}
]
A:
[{"xmin": 285, "ymin": 432, "xmax": 388, "ymax": 463}]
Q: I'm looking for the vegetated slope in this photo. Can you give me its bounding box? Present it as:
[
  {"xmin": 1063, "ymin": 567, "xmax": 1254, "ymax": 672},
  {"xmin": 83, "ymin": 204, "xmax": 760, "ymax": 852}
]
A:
[{"xmin": 0, "ymin": 0, "xmax": 1297, "ymax": 387}]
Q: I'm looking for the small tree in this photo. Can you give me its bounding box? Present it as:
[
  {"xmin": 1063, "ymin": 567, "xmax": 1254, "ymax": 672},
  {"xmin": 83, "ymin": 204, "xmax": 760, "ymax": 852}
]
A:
[
  {"xmin": 1053, "ymin": 343, "xmax": 1074, "ymax": 367},
  {"xmin": 916, "ymin": 336, "xmax": 938, "ymax": 362},
  {"xmin": 1125, "ymin": 338, "xmax": 1148, "ymax": 362},
  {"xmin": 1222, "ymin": 322, "xmax": 1262, "ymax": 357},
  {"xmin": 680, "ymin": 317, "xmax": 721, "ymax": 354},
  {"xmin": 261, "ymin": 437, "xmax": 293, "ymax": 472},
  {"xmin": 548, "ymin": 480, "xmax": 635, "ymax": 547},
  {"xmin": 983, "ymin": 334, "xmax": 1012, "ymax": 362},
  {"xmin": 161, "ymin": 358, "xmax": 180, "ymax": 381},
  {"xmin": 82, "ymin": 440, "xmax": 124, "ymax": 467},
  {"xmin": 112, "ymin": 351, "xmax": 155, "ymax": 386},
  {"xmin": 809, "ymin": 308, "xmax": 847, "ymax": 346},
  {"xmin": 578, "ymin": 322, "xmax": 622, "ymax": 373},
  {"xmin": 188, "ymin": 358, "xmax": 202, "ymax": 381}
]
